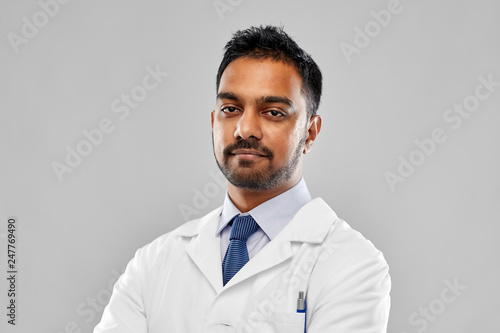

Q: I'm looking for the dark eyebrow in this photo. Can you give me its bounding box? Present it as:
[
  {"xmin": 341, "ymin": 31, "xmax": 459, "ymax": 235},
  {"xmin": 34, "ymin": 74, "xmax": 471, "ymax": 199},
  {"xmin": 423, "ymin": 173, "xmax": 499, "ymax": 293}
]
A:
[
  {"xmin": 216, "ymin": 91, "xmax": 240, "ymax": 101},
  {"xmin": 258, "ymin": 95, "xmax": 294, "ymax": 109},
  {"xmin": 216, "ymin": 92, "xmax": 295, "ymax": 110}
]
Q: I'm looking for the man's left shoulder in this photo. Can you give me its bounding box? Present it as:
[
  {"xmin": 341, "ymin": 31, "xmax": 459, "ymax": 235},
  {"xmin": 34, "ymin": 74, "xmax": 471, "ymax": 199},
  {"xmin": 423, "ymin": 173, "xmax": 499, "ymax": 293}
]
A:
[{"xmin": 303, "ymin": 197, "xmax": 388, "ymax": 265}]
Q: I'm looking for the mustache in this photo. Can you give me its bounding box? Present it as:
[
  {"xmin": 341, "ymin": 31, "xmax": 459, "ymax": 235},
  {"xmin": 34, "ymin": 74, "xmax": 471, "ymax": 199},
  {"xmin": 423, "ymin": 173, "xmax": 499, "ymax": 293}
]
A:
[{"xmin": 223, "ymin": 139, "xmax": 274, "ymax": 159}]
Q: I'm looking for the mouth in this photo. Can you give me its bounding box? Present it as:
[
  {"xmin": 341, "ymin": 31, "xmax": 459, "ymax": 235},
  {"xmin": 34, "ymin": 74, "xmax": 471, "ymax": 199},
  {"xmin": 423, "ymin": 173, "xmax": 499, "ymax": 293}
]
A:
[{"xmin": 231, "ymin": 149, "xmax": 268, "ymax": 157}]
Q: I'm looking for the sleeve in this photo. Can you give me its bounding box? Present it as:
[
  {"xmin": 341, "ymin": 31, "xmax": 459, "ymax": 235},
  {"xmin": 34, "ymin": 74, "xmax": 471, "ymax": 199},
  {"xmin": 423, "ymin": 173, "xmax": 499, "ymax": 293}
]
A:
[
  {"xmin": 93, "ymin": 248, "xmax": 148, "ymax": 333},
  {"xmin": 308, "ymin": 253, "xmax": 391, "ymax": 333}
]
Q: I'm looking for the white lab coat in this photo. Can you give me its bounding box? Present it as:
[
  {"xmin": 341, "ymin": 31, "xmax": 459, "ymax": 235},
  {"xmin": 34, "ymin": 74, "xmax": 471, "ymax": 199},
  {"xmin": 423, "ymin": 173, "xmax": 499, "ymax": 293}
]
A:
[{"xmin": 94, "ymin": 198, "xmax": 391, "ymax": 332}]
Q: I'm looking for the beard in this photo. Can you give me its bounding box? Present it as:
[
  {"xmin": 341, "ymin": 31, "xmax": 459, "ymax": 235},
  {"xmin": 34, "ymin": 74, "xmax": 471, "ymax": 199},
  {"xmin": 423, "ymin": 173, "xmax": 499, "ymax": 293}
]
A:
[{"xmin": 213, "ymin": 133, "xmax": 306, "ymax": 191}]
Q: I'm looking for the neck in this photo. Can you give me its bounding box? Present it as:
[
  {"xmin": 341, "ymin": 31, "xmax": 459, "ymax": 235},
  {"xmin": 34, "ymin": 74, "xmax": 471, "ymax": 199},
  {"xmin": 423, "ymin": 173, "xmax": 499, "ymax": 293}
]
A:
[{"xmin": 227, "ymin": 175, "xmax": 301, "ymax": 212}]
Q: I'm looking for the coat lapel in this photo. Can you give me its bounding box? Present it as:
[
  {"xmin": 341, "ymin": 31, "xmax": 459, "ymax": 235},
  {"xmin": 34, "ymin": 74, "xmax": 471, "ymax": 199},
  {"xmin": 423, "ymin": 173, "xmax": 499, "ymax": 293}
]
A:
[
  {"xmin": 183, "ymin": 207, "xmax": 224, "ymax": 294},
  {"xmin": 224, "ymin": 198, "xmax": 337, "ymax": 288}
]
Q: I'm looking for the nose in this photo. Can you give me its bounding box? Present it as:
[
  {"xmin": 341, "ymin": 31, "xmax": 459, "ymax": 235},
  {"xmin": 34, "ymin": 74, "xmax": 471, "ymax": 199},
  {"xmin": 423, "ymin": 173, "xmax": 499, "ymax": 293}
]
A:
[{"xmin": 234, "ymin": 110, "xmax": 263, "ymax": 141}]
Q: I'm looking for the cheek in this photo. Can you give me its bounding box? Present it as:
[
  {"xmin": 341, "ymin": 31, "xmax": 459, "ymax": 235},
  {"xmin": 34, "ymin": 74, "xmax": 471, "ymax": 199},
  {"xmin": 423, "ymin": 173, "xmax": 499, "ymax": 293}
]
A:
[
  {"xmin": 272, "ymin": 135, "xmax": 304, "ymax": 163},
  {"xmin": 212, "ymin": 122, "xmax": 230, "ymax": 154},
  {"xmin": 268, "ymin": 139, "xmax": 293, "ymax": 162},
  {"xmin": 269, "ymin": 126, "xmax": 303, "ymax": 153}
]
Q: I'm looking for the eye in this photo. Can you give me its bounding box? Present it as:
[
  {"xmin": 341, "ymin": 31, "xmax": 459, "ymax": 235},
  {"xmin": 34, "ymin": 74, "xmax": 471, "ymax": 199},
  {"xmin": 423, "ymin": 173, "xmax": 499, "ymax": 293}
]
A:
[
  {"xmin": 265, "ymin": 110, "xmax": 285, "ymax": 118},
  {"xmin": 221, "ymin": 106, "xmax": 240, "ymax": 114}
]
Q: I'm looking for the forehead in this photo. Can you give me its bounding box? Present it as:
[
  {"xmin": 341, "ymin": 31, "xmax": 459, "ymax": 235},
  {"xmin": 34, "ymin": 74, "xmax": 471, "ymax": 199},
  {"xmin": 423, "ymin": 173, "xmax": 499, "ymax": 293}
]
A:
[{"xmin": 218, "ymin": 57, "xmax": 305, "ymax": 106}]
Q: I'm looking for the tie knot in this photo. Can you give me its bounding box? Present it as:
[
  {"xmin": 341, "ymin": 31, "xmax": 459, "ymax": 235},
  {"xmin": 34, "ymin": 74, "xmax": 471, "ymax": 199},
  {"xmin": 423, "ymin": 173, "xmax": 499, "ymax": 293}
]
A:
[{"xmin": 229, "ymin": 215, "xmax": 258, "ymax": 242}]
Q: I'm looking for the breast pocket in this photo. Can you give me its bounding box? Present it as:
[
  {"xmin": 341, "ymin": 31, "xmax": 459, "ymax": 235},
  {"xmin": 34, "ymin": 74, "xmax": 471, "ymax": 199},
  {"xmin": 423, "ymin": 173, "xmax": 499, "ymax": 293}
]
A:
[{"xmin": 259, "ymin": 312, "xmax": 306, "ymax": 333}]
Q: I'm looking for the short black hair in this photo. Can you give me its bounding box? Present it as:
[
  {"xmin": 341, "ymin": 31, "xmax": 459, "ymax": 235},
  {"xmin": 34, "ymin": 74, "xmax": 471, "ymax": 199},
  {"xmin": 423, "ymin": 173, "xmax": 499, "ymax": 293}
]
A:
[{"xmin": 216, "ymin": 25, "xmax": 322, "ymax": 118}]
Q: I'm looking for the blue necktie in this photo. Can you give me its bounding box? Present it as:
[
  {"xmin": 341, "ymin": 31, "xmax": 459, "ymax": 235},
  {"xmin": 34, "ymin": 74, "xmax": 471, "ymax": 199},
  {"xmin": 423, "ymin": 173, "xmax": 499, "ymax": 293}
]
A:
[{"xmin": 222, "ymin": 215, "xmax": 259, "ymax": 286}]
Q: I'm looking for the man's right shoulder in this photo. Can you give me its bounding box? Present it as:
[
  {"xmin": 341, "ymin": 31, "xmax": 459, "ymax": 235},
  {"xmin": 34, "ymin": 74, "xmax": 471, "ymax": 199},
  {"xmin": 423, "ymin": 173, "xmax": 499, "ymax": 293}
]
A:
[{"xmin": 137, "ymin": 205, "xmax": 223, "ymax": 258}]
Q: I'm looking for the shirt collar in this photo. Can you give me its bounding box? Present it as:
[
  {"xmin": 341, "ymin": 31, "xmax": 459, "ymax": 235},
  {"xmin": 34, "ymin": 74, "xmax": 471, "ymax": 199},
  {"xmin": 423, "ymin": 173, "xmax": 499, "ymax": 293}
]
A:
[{"xmin": 216, "ymin": 178, "xmax": 312, "ymax": 240}]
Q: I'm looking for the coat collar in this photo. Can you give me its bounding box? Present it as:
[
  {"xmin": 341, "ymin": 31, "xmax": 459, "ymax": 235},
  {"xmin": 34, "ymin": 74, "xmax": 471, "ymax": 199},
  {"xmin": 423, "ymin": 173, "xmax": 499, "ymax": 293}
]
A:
[
  {"xmin": 179, "ymin": 198, "xmax": 337, "ymax": 293},
  {"xmin": 289, "ymin": 197, "xmax": 338, "ymax": 243}
]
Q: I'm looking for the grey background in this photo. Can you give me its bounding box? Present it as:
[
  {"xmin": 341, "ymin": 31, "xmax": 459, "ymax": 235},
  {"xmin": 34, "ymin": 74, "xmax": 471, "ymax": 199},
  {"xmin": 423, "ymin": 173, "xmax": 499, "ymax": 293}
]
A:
[{"xmin": 1, "ymin": 0, "xmax": 499, "ymax": 332}]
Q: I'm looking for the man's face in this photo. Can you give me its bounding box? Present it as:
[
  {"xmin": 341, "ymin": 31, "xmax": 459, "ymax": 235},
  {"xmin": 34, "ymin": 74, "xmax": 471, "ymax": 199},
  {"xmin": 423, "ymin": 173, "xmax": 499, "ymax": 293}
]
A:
[{"xmin": 212, "ymin": 57, "xmax": 315, "ymax": 191}]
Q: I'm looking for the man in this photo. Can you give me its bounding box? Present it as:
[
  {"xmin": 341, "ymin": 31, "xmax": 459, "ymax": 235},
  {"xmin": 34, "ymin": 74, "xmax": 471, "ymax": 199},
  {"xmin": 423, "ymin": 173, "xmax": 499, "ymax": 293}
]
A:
[{"xmin": 95, "ymin": 25, "xmax": 390, "ymax": 332}]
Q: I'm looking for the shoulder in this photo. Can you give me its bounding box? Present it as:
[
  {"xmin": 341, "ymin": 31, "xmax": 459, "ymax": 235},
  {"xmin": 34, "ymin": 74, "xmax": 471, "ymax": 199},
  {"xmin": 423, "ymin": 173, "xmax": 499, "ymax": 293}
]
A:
[
  {"xmin": 305, "ymin": 199, "xmax": 390, "ymax": 297},
  {"xmin": 308, "ymin": 198, "xmax": 389, "ymax": 270},
  {"xmin": 135, "ymin": 206, "xmax": 222, "ymax": 262},
  {"xmin": 328, "ymin": 218, "xmax": 388, "ymax": 273},
  {"xmin": 303, "ymin": 200, "xmax": 391, "ymax": 329}
]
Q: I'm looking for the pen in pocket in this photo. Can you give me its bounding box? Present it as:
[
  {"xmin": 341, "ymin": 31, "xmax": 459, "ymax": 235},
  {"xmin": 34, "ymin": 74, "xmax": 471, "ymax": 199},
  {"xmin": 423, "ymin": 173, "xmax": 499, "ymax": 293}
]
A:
[{"xmin": 297, "ymin": 291, "xmax": 307, "ymax": 332}]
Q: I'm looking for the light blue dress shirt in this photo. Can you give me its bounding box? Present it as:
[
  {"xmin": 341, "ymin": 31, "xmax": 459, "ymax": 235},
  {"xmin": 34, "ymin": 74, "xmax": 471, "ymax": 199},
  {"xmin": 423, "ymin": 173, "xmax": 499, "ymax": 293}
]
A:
[{"xmin": 216, "ymin": 178, "xmax": 312, "ymax": 262}]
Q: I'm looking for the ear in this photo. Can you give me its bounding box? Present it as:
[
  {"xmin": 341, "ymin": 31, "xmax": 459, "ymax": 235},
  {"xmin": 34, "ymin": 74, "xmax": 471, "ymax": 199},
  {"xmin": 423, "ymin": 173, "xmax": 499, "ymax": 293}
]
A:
[
  {"xmin": 211, "ymin": 110, "xmax": 215, "ymax": 128},
  {"xmin": 303, "ymin": 115, "xmax": 322, "ymax": 154}
]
